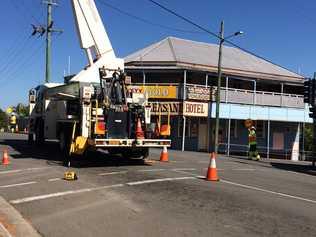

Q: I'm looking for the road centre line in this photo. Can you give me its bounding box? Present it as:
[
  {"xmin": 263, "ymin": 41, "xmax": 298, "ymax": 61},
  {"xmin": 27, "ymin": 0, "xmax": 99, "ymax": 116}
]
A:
[
  {"xmin": 10, "ymin": 176, "xmax": 196, "ymax": 204},
  {"xmin": 127, "ymin": 177, "xmax": 195, "ymax": 186},
  {"xmin": 172, "ymin": 168, "xmax": 196, "ymax": 171},
  {"xmin": 98, "ymin": 171, "xmax": 127, "ymax": 176},
  {"xmin": 0, "ymin": 167, "xmax": 49, "ymax": 175},
  {"xmin": 221, "ymin": 179, "xmax": 316, "ymax": 204},
  {"xmin": 10, "ymin": 184, "xmax": 125, "ymax": 204},
  {"xmin": 0, "ymin": 169, "xmax": 23, "ymax": 175},
  {"xmin": 0, "ymin": 181, "xmax": 37, "ymax": 189},
  {"xmin": 48, "ymin": 178, "xmax": 62, "ymax": 182},
  {"xmin": 138, "ymin": 169, "xmax": 166, "ymax": 172}
]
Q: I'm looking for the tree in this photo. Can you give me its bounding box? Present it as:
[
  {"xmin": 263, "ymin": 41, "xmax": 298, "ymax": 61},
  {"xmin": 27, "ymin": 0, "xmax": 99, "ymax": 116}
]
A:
[
  {"xmin": 15, "ymin": 103, "xmax": 29, "ymax": 117},
  {"xmin": 303, "ymin": 124, "xmax": 313, "ymax": 152},
  {"xmin": 0, "ymin": 109, "xmax": 8, "ymax": 129}
]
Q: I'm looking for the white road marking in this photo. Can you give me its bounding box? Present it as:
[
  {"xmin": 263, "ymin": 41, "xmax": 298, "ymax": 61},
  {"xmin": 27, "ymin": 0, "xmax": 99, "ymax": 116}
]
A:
[
  {"xmin": 98, "ymin": 171, "xmax": 127, "ymax": 176},
  {"xmin": 172, "ymin": 168, "xmax": 197, "ymax": 171},
  {"xmin": 48, "ymin": 178, "xmax": 62, "ymax": 182},
  {"xmin": 202, "ymin": 168, "xmax": 224, "ymax": 171},
  {"xmin": 196, "ymin": 175, "xmax": 206, "ymax": 179},
  {"xmin": 127, "ymin": 176, "xmax": 195, "ymax": 186},
  {"xmin": 0, "ymin": 222, "xmax": 13, "ymax": 237},
  {"xmin": 172, "ymin": 169, "xmax": 199, "ymax": 176},
  {"xmin": 10, "ymin": 184, "xmax": 124, "ymax": 204},
  {"xmin": 221, "ymin": 179, "xmax": 316, "ymax": 204},
  {"xmin": 0, "ymin": 167, "xmax": 49, "ymax": 175},
  {"xmin": 0, "ymin": 169, "xmax": 22, "ymax": 175},
  {"xmin": 138, "ymin": 169, "xmax": 166, "ymax": 172},
  {"xmin": 0, "ymin": 181, "xmax": 37, "ymax": 189}
]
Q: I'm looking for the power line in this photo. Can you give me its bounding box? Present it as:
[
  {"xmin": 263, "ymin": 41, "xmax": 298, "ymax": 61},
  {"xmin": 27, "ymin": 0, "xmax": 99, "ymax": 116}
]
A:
[
  {"xmin": 146, "ymin": 0, "xmax": 303, "ymax": 77},
  {"xmin": 19, "ymin": 0, "xmax": 42, "ymax": 24},
  {"xmin": 96, "ymin": 0, "xmax": 204, "ymax": 34},
  {"xmin": 0, "ymin": 37, "xmax": 33, "ymax": 75},
  {"xmin": 1, "ymin": 42, "xmax": 45, "ymax": 87}
]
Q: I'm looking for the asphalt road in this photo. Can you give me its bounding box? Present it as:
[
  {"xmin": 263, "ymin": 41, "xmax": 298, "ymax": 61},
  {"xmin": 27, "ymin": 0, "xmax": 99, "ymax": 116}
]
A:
[{"xmin": 0, "ymin": 132, "xmax": 316, "ymax": 237}]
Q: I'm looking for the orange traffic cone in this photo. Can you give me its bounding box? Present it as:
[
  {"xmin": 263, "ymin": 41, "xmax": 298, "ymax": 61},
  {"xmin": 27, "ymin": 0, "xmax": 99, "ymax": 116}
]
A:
[
  {"xmin": 206, "ymin": 152, "xmax": 219, "ymax": 181},
  {"xmin": 2, "ymin": 148, "xmax": 10, "ymax": 165},
  {"xmin": 160, "ymin": 146, "xmax": 169, "ymax": 162},
  {"xmin": 136, "ymin": 118, "xmax": 144, "ymax": 139}
]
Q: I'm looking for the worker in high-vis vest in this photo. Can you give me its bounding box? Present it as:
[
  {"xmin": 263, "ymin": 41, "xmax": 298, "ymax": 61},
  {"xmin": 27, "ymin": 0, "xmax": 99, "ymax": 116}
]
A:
[
  {"xmin": 9, "ymin": 115, "xmax": 17, "ymax": 133},
  {"xmin": 248, "ymin": 126, "xmax": 260, "ymax": 161}
]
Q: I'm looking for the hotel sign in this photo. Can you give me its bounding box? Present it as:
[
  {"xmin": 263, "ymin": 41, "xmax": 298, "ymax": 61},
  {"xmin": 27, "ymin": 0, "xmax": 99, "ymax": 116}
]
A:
[
  {"xmin": 186, "ymin": 86, "xmax": 211, "ymax": 101},
  {"xmin": 127, "ymin": 85, "xmax": 177, "ymax": 99},
  {"xmin": 183, "ymin": 101, "xmax": 208, "ymax": 117}
]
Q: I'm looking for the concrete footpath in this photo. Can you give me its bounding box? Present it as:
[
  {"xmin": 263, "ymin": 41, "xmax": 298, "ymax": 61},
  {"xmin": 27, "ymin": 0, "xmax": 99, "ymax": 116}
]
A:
[{"xmin": 0, "ymin": 196, "xmax": 40, "ymax": 237}]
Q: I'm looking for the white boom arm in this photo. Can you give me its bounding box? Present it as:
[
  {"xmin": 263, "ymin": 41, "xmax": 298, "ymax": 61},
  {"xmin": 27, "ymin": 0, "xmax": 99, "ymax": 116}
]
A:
[{"xmin": 70, "ymin": 0, "xmax": 124, "ymax": 83}]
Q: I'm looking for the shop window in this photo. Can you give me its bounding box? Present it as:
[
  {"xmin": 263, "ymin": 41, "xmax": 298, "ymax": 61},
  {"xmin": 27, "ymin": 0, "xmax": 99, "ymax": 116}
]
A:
[
  {"xmin": 191, "ymin": 120, "xmax": 198, "ymax": 137},
  {"xmin": 255, "ymin": 121, "xmax": 265, "ymax": 138},
  {"xmin": 178, "ymin": 118, "xmax": 193, "ymax": 137},
  {"xmin": 230, "ymin": 120, "xmax": 238, "ymax": 138}
]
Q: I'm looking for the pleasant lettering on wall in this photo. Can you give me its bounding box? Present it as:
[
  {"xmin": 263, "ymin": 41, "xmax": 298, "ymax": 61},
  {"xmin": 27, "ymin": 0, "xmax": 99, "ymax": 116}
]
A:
[{"xmin": 149, "ymin": 102, "xmax": 182, "ymax": 115}]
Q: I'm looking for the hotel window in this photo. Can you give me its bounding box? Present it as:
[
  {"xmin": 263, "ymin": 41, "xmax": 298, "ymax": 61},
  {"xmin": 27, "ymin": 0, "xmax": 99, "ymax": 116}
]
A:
[
  {"xmin": 230, "ymin": 120, "xmax": 238, "ymax": 138},
  {"xmin": 178, "ymin": 118, "xmax": 191, "ymax": 137},
  {"xmin": 255, "ymin": 121, "xmax": 265, "ymax": 138}
]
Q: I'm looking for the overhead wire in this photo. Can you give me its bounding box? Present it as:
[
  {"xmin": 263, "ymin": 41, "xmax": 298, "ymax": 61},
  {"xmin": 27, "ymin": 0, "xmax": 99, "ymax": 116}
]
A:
[
  {"xmin": 146, "ymin": 0, "xmax": 302, "ymax": 76},
  {"xmin": 18, "ymin": 0, "xmax": 42, "ymax": 25},
  {"xmin": 96, "ymin": 0, "xmax": 204, "ymax": 34},
  {"xmin": 1, "ymin": 42, "xmax": 45, "ymax": 88},
  {"xmin": 0, "ymin": 36, "xmax": 34, "ymax": 76},
  {"xmin": 1, "ymin": 0, "xmax": 44, "ymax": 74}
]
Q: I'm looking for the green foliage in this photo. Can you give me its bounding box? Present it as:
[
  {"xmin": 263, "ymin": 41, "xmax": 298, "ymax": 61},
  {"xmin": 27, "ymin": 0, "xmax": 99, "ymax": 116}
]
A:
[
  {"xmin": 0, "ymin": 109, "xmax": 8, "ymax": 128},
  {"xmin": 303, "ymin": 124, "xmax": 313, "ymax": 152},
  {"xmin": 15, "ymin": 103, "xmax": 29, "ymax": 117}
]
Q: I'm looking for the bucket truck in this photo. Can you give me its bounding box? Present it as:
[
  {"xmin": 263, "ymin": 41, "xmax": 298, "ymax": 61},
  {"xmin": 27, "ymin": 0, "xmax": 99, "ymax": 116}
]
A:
[{"xmin": 27, "ymin": 0, "xmax": 171, "ymax": 160}]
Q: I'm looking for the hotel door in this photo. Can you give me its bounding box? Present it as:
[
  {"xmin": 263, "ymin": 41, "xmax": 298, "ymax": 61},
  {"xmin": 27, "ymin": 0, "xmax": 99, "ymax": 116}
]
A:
[{"xmin": 198, "ymin": 123, "xmax": 208, "ymax": 151}]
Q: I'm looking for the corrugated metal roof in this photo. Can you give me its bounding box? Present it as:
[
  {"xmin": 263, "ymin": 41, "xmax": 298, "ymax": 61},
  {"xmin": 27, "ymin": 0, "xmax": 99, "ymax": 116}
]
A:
[{"xmin": 125, "ymin": 37, "xmax": 304, "ymax": 82}]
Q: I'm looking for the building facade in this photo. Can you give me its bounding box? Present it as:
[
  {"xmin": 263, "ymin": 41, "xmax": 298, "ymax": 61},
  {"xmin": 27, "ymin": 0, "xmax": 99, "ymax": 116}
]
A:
[{"xmin": 125, "ymin": 37, "xmax": 310, "ymax": 159}]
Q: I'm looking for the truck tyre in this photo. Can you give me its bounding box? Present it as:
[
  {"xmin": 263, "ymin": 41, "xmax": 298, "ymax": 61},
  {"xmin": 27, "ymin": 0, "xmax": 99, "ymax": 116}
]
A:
[
  {"xmin": 142, "ymin": 148, "xmax": 149, "ymax": 159},
  {"xmin": 59, "ymin": 130, "xmax": 72, "ymax": 166},
  {"xmin": 28, "ymin": 133, "xmax": 34, "ymax": 145},
  {"xmin": 35, "ymin": 120, "xmax": 44, "ymax": 145}
]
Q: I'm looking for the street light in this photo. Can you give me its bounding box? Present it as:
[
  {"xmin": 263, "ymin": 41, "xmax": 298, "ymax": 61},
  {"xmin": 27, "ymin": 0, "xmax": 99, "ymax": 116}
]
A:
[{"xmin": 213, "ymin": 21, "xmax": 243, "ymax": 155}]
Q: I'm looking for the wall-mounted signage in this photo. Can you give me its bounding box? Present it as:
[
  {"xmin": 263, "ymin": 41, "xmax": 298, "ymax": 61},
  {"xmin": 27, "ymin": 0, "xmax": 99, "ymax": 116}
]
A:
[
  {"xmin": 186, "ymin": 86, "xmax": 211, "ymax": 101},
  {"xmin": 128, "ymin": 85, "xmax": 177, "ymax": 99},
  {"xmin": 149, "ymin": 102, "xmax": 181, "ymax": 115},
  {"xmin": 183, "ymin": 101, "xmax": 208, "ymax": 117}
]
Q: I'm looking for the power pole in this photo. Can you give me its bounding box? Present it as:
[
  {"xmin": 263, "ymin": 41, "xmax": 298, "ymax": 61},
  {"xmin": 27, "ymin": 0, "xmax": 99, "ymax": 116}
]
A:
[
  {"xmin": 213, "ymin": 22, "xmax": 242, "ymax": 155},
  {"xmin": 214, "ymin": 21, "xmax": 224, "ymax": 154},
  {"xmin": 36, "ymin": 0, "xmax": 62, "ymax": 83}
]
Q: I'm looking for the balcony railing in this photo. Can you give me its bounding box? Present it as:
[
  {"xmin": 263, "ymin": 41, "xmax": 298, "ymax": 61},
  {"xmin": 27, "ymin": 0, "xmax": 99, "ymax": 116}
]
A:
[
  {"xmin": 215, "ymin": 87, "xmax": 304, "ymax": 108},
  {"xmin": 129, "ymin": 83, "xmax": 304, "ymax": 108}
]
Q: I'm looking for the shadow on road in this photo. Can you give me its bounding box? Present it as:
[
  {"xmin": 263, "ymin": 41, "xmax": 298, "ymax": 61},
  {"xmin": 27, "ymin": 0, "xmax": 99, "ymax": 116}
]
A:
[
  {"xmin": 270, "ymin": 162, "xmax": 316, "ymax": 176},
  {"xmin": 0, "ymin": 138, "xmax": 151, "ymax": 168}
]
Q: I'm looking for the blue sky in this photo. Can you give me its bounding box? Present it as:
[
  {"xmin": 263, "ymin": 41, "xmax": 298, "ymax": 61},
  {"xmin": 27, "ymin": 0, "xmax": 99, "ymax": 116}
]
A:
[{"xmin": 0, "ymin": 0, "xmax": 315, "ymax": 109}]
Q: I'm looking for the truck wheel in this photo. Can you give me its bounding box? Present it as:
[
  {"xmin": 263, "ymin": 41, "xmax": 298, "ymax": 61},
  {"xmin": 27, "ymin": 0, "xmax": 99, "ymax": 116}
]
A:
[
  {"xmin": 35, "ymin": 120, "xmax": 44, "ymax": 145},
  {"xmin": 142, "ymin": 148, "xmax": 149, "ymax": 159},
  {"xmin": 28, "ymin": 133, "xmax": 34, "ymax": 145},
  {"xmin": 59, "ymin": 130, "xmax": 72, "ymax": 166}
]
